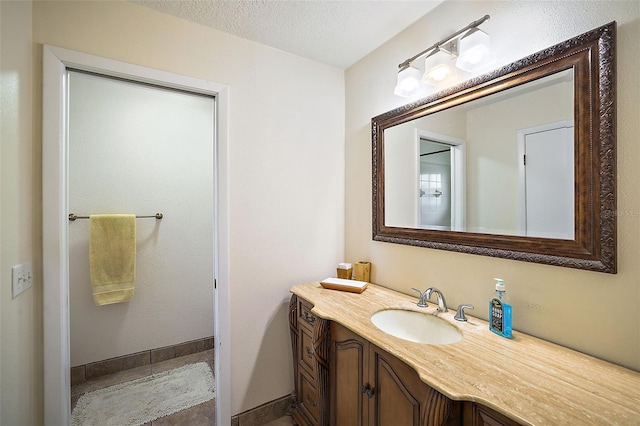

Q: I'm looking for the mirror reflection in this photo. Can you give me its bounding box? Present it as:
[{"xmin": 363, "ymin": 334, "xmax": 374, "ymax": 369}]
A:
[{"xmin": 384, "ymin": 69, "xmax": 574, "ymax": 239}]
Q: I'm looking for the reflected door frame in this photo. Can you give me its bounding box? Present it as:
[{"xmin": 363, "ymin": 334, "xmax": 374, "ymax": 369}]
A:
[{"xmin": 415, "ymin": 129, "xmax": 466, "ymax": 231}]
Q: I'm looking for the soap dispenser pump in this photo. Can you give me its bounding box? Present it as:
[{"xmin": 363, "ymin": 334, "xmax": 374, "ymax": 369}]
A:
[{"xmin": 489, "ymin": 278, "xmax": 512, "ymax": 338}]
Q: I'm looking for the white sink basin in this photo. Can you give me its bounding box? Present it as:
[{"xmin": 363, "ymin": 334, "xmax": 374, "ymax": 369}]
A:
[{"xmin": 370, "ymin": 309, "xmax": 462, "ymax": 345}]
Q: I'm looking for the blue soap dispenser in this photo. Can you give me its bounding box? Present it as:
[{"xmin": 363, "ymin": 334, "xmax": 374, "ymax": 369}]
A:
[{"xmin": 489, "ymin": 278, "xmax": 512, "ymax": 338}]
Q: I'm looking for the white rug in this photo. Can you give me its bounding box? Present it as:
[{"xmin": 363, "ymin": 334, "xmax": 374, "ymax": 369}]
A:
[{"xmin": 71, "ymin": 361, "xmax": 215, "ymax": 426}]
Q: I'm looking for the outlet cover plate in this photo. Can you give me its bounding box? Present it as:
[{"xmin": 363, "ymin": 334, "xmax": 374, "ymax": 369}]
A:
[{"xmin": 12, "ymin": 261, "xmax": 33, "ymax": 299}]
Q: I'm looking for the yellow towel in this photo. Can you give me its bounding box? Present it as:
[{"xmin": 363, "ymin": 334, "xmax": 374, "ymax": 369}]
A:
[{"xmin": 90, "ymin": 214, "xmax": 136, "ymax": 305}]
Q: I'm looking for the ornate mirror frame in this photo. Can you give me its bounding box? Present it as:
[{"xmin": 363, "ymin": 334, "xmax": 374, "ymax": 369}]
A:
[{"xmin": 372, "ymin": 22, "xmax": 616, "ymax": 273}]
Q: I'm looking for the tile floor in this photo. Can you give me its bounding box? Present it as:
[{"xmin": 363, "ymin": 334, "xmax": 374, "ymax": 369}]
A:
[
  {"xmin": 71, "ymin": 350, "xmax": 216, "ymax": 425},
  {"xmin": 71, "ymin": 349, "xmax": 295, "ymax": 425}
]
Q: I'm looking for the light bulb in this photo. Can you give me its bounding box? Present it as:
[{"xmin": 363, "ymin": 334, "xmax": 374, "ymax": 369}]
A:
[
  {"xmin": 462, "ymin": 46, "xmax": 486, "ymax": 64},
  {"xmin": 399, "ymin": 76, "xmax": 419, "ymax": 92},
  {"xmin": 428, "ymin": 65, "xmax": 451, "ymax": 82},
  {"xmin": 423, "ymin": 48, "xmax": 456, "ymax": 86}
]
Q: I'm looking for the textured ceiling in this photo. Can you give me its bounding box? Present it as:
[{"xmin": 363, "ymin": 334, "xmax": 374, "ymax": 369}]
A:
[{"xmin": 130, "ymin": 0, "xmax": 443, "ymax": 69}]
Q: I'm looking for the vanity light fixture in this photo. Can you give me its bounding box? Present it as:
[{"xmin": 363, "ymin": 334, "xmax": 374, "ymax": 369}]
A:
[{"xmin": 394, "ymin": 15, "xmax": 495, "ymax": 98}]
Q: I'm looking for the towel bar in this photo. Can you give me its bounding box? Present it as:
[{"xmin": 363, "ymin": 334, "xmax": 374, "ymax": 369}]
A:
[{"xmin": 68, "ymin": 213, "xmax": 163, "ymax": 221}]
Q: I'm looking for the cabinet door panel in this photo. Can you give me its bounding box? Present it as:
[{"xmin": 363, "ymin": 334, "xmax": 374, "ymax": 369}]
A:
[
  {"xmin": 370, "ymin": 346, "xmax": 424, "ymax": 426},
  {"xmin": 330, "ymin": 322, "xmax": 369, "ymax": 426}
]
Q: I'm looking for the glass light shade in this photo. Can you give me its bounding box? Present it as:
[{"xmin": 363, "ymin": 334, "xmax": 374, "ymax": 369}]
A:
[
  {"xmin": 456, "ymin": 28, "xmax": 496, "ymax": 72},
  {"xmin": 394, "ymin": 66, "xmax": 427, "ymax": 97},
  {"xmin": 423, "ymin": 48, "xmax": 456, "ymax": 86}
]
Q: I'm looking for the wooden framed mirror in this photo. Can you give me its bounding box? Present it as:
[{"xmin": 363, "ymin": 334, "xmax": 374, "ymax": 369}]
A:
[{"xmin": 372, "ymin": 22, "xmax": 616, "ymax": 273}]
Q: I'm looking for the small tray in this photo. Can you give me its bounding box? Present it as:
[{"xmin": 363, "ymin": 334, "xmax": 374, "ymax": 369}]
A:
[{"xmin": 320, "ymin": 277, "xmax": 369, "ymax": 294}]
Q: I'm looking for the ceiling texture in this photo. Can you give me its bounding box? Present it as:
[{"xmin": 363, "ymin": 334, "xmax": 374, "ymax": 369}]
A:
[{"xmin": 130, "ymin": 0, "xmax": 443, "ymax": 69}]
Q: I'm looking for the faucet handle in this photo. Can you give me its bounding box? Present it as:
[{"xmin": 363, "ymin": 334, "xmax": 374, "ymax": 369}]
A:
[
  {"xmin": 411, "ymin": 288, "xmax": 428, "ymax": 308},
  {"xmin": 454, "ymin": 304, "xmax": 474, "ymax": 322}
]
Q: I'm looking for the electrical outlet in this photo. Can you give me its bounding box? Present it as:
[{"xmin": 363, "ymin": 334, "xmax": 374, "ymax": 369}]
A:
[{"xmin": 12, "ymin": 261, "xmax": 33, "ymax": 299}]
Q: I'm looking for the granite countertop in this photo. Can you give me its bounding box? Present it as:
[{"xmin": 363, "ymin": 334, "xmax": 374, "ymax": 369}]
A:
[{"xmin": 290, "ymin": 282, "xmax": 640, "ymax": 425}]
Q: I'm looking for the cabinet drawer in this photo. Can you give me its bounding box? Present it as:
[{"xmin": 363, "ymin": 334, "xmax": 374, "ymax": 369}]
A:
[
  {"xmin": 472, "ymin": 403, "xmax": 522, "ymax": 426},
  {"xmin": 299, "ymin": 325, "xmax": 316, "ymax": 376},
  {"xmin": 298, "ymin": 299, "xmax": 317, "ymax": 330},
  {"xmin": 299, "ymin": 369, "xmax": 320, "ymax": 424}
]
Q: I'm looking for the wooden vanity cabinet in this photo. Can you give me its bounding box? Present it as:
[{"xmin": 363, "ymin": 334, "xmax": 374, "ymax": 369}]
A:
[{"xmin": 290, "ymin": 294, "xmax": 520, "ymax": 426}]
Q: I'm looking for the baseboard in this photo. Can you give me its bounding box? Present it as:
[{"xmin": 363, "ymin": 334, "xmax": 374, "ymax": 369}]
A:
[
  {"xmin": 70, "ymin": 336, "xmax": 214, "ymax": 386},
  {"xmin": 231, "ymin": 394, "xmax": 293, "ymax": 426}
]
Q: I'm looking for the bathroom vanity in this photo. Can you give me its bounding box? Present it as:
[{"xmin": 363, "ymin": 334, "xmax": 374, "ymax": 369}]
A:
[{"xmin": 289, "ymin": 282, "xmax": 640, "ymax": 425}]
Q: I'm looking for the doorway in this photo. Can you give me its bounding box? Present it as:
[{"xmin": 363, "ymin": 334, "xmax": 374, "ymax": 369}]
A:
[
  {"xmin": 67, "ymin": 69, "xmax": 215, "ymax": 421},
  {"xmin": 42, "ymin": 46, "xmax": 231, "ymax": 425},
  {"xmin": 416, "ymin": 130, "xmax": 466, "ymax": 231},
  {"xmin": 419, "ymin": 140, "xmax": 452, "ymax": 229}
]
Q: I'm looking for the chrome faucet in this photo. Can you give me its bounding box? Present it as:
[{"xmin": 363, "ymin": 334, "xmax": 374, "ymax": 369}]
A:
[
  {"xmin": 412, "ymin": 287, "xmax": 448, "ymax": 313},
  {"xmin": 425, "ymin": 287, "xmax": 448, "ymax": 313}
]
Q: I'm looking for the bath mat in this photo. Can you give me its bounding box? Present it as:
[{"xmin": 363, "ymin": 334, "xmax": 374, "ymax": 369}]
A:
[{"xmin": 71, "ymin": 362, "xmax": 215, "ymax": 426}]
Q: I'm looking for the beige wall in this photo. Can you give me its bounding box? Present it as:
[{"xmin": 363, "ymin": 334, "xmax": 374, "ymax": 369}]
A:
[
  {"xmin": 346, "ymin": 1, "xmax": 640, "ymax": 371},
  {"xmin": 2, "ymin": 0, "xmax": 345, "ymax": 422},
  {"xmin": 1, "ymin": 1, "xmax": 44, "ymax": 424}
]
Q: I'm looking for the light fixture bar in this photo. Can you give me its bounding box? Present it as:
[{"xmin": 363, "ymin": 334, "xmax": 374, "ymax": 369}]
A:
[{"xmin": 398, "ymin": 15, "xmax": 490, "ymax": 71}]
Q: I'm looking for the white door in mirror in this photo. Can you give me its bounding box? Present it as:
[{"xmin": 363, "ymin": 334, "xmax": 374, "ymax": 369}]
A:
[{"xmin": 521, "ymin": 124, "xmax": 575, "ymax": 239}]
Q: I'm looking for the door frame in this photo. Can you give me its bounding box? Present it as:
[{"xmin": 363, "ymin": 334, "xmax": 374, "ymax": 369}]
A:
[{"xmin": 42, "ymin": 45, "xmax": 231, "ymax": 425}]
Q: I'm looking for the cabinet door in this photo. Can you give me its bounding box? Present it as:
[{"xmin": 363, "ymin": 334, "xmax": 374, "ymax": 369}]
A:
[
  {"xmin": 369, "ymin": 344, "xmax": 427, "ymax": 426},
  {"xmin": 330, "ymin": 322, "xmax": 369, "ymax": 426},
  {"xmin": 369, "ymin": 345, "xmax": 456, "ymax": 426}
]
